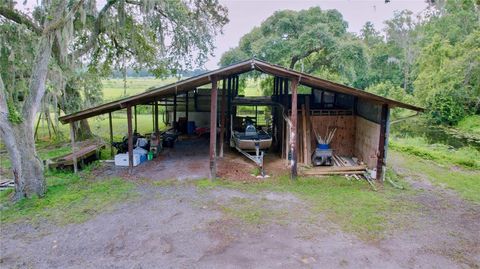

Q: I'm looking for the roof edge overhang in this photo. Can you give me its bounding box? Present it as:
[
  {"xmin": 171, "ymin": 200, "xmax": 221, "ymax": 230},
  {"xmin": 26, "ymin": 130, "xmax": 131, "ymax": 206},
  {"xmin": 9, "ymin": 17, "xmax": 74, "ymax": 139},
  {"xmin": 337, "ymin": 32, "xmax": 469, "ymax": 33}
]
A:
[{"xmin": 59, "ymin": 58, "xmax": 423, "ymax": 124}]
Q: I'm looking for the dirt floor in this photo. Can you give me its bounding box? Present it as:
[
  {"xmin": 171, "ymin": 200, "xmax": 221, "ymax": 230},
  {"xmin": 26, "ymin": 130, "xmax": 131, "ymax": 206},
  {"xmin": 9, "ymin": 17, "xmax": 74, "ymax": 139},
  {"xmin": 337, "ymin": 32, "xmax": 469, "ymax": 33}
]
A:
[
  {"xmin": 97, "ymin": 136, "xmax": 288, "ymax": 182},
  {"xmin": 1, "ymin": 139, "xmax": 479, "ymax": 268}
]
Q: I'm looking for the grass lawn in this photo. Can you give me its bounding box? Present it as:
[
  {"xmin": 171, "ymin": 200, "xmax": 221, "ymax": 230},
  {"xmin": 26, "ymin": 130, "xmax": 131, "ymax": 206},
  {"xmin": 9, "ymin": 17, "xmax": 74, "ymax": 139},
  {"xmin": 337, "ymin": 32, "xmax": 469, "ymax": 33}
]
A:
[
  {"xmin": 389, "ymin": 136, "xmax": 480, "ymax": 169},
  {"xmin": 34, "ymin": 113, "xmax": 166, "ymax": 142},
  {"xmin": 389, "ymin": 149, "xmax": 480, "ymax": 203},
  {"xmin": 102, "ymin": 77, "xmax": 182, "ymax": 101},
  {"xmin": 456, "ymin": 115, "xmax": 480, "ymax": 136},
  {"xmin": 0, "ymin": 170, "xmax": 136, "ymax": 225},
  {"xmin": 196, "ymin": 175, "xmax": 416, "ymax": 240}
]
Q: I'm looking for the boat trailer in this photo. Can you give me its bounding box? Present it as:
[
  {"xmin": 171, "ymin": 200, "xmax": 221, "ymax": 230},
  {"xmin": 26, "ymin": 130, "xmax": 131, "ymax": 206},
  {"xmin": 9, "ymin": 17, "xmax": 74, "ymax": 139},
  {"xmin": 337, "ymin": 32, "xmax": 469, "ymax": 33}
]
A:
[
  {"xmin": 233, "ymin": 141, "xmax": 266, "ymax": 177},
  {"xmin": 230, "ymin": 115, "xmax": 267, "ymax": 177}
]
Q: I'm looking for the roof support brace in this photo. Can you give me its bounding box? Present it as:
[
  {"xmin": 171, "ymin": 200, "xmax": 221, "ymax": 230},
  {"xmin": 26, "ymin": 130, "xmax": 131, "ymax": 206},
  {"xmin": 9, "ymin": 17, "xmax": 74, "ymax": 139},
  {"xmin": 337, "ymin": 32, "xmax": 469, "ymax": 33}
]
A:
[
  {"xmin": 377, "ymin": 104, "xmax": 389, "ymax": 182},
  {"xmin": 209, "ymin": 77, "xmax": 218, "ymax": 180}
]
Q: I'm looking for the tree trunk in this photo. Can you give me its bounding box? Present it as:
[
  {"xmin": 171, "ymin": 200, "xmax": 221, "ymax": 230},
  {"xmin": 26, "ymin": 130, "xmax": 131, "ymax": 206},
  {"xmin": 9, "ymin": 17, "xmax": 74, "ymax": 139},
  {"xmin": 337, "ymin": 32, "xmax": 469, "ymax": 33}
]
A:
[
  {"xmin": 60, "ymin": 85, "xmax": 94, "ymax": 141},
  {"xmin": 0, "ymin": 122, "xmax": 46, "ymax": 200},
  {"xmin": 0, "ymin": 34, "xmax": 52, "ymax": 200},
  {"xmin": 75, "ymin": 119, "xmax": 93, "ymax": 140}
]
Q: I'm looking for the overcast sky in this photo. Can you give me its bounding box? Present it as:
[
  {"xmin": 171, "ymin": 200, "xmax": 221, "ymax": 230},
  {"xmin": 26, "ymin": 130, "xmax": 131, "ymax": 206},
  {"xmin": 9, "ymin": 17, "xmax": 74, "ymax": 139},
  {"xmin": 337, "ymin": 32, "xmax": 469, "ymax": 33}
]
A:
[{"xmin": 206, "ymin": 0, "xmax": 428, "ymax": 69}]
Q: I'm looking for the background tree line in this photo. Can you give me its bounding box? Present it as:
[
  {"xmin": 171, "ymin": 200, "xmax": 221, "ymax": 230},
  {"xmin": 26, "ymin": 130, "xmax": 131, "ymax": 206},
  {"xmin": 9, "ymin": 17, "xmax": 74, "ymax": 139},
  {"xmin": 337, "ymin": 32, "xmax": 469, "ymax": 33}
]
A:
[{"xmin": 220, "ymin": 0, "xmax": 480, "ymax": 125}]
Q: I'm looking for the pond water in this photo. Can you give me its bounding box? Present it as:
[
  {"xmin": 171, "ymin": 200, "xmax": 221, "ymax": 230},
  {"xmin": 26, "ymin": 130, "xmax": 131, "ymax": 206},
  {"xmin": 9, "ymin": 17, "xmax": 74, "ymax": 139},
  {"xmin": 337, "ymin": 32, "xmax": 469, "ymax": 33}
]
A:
[{"xmin": 390, "ymin": 117, "xmax": 480, "ymax": 150}]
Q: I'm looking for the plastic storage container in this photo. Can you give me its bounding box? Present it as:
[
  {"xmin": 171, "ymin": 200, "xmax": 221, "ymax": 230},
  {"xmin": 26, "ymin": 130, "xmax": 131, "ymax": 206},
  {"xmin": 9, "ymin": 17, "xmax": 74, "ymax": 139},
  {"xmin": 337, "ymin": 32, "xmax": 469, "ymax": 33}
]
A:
[
  {"xmin": 114, "ymin": 153, "xmax": 141, "ymax": 167},
  {"xmin": 187, "ymin": 121, "xmax": 196, "ymax": 135},
  {"xmin": 317, "ymin": 143, "xmax": 330, "ymax": 150}
]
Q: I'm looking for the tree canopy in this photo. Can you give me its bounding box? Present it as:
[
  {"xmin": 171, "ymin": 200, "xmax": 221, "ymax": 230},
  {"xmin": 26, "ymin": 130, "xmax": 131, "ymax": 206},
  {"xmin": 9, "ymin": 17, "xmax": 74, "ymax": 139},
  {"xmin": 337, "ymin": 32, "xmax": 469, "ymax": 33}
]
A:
[
  {"xmin": 0, "ymin": 0, "xmax": 228, "ymax": 199},
  {"xmin": 220, "ymin": 0, "xmax": 480, "ymax": 125}
]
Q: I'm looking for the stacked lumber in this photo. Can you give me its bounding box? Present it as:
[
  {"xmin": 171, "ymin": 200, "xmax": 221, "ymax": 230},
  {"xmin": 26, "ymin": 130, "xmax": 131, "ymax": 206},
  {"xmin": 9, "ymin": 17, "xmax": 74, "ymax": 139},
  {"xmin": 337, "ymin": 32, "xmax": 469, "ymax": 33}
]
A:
[
  {"xmin": 300, "ymin": 154, "xmax": 377, "ymax": 191},
  {"xmin": 301, "ymin": 155, "xmax": 366, "ymax": 176}
]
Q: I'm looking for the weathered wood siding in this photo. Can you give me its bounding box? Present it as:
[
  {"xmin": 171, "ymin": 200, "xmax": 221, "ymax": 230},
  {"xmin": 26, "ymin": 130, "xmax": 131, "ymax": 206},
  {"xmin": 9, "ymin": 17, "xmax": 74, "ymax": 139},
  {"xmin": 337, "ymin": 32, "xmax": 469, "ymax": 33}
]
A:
[
  {"xmin": 354, "ymin": 116, "xmax": 380, "ymax": 169},
  {"xmin": 309, "ymin": 115, "xmax": 356, "ymax": 157}
]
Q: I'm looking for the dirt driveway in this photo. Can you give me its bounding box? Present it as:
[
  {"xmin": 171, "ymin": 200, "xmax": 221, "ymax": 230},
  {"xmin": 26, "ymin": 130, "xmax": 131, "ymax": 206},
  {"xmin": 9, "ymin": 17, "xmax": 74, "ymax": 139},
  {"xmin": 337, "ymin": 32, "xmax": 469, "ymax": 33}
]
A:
[
  {"xmin": 1, "ymin": 142, "xmax": 479, "ymax": 268},
  {"xmin": 1, "ymin": 177, "xmax": 479, "ymax": 269}
]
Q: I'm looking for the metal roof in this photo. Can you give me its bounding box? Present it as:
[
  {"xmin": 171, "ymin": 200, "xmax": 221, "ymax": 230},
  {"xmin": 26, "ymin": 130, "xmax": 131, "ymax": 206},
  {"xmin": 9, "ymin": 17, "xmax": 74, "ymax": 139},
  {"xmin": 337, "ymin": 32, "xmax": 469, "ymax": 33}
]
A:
[{"xmin": 59, "ymin": 58, "xmax": 423, "ymax": 123}]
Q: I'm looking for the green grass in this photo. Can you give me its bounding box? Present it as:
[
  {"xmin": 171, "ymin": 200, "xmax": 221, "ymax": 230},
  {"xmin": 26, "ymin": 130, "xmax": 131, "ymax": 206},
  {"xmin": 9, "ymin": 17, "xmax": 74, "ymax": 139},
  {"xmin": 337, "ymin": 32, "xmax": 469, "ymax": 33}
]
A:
[
  {"xmin": 102, "ymin": 77, "xmax": 182, "ymax": 101},
  {"xmin": 0, "ymin": 141, "xmax": 72, "ymax": 170},
  {"xmin": 0, "ymin": 171, "xmax": 136, "ymax": 225},
  {"xmin": 456, "ymin": 115, "xmax": 480, "ymax": 136},
  {"xmin": 242, "ymin": 79, "xmax": 263, "ymax": 97},
  {"xmin": 30, "ymin": 77, "xmax": 175, "ymax": 143},
  {"xmin": 390, "ymin": 136, "xmax": 480, "ymax": 169},
  {"xmin": 34, "ymin": 112, "xmax": 166, "ymax": 142},
  {"xmin": 390, "ymin": 150, "xmax": 480, "ymax": 203},
  {"xmin": 218, "ymin": 197, "xmax": 283, "ymax": 225},
  {"xmin": 196, "ymin": 175, "xmax": 414, "ymax": 240}
]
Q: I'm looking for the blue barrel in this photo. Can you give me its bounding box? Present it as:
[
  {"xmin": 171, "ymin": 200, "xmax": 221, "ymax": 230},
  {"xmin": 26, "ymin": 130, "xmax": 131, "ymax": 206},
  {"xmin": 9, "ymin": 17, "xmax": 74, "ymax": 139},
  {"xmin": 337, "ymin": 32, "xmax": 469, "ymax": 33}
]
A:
[
  {"xmin": 187, "ymin": 121, "xmax": 196, "ymax": 135},
  {"xmin": 317, "ymin": 143, "xmax": 330, "ymax": 149}
]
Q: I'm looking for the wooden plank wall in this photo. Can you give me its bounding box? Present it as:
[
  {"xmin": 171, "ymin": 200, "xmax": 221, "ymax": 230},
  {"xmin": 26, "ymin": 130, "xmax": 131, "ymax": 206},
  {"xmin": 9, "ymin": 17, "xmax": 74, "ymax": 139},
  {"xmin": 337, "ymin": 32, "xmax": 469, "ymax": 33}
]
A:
[
  {"xmin": 308, "ymin": 115, "xmax": 356, "ymax": 158},
  {"xmin": 354, "ymin": 116, "xmax": 380, "ymax": 169}
]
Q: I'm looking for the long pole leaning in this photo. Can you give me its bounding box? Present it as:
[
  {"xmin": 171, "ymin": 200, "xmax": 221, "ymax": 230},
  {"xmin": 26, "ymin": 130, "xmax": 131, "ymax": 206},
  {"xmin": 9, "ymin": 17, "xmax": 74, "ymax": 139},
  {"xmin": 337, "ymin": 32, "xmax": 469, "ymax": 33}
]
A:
[{"xmin": 290, "ymin": 78, "xmax": 299, "ymax": 179}]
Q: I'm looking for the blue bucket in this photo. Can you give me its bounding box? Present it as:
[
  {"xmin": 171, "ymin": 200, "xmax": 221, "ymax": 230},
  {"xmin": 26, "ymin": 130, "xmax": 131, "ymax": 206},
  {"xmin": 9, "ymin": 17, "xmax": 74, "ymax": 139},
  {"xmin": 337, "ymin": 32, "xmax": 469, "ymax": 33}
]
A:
[
  {"xmin": 317, "ymin": 144, "xmax": 330, "ymax": 150},
  {"xmin": 187, "ymin": 121, "xmax": 196, "ymax": 135}
]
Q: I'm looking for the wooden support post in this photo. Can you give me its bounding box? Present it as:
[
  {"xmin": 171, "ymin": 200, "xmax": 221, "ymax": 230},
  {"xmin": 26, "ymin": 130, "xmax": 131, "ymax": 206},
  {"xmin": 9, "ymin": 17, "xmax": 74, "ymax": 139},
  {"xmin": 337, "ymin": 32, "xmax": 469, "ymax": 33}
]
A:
[
  {"xmin": 209, "ymin": 77, "xmax": 218, "ymax": 180},
  {"xmin": 233, "ymin": 76, "xmax": 238, "ymax": 118},
  {"xmin": 69, "ymin": 122, "xmax": 78, "ymax": 173},
  {"xmin": 185, "ymin": 91, "xmax": 189, "ymax": 124},
  {"xmin": 154, "ymin": 100, "xmax": 159, "ymax": 132},
  {"xmin": 220, "ymin": 79, "xmax": 227, "ymax": 157},
  {"xmin": 301, "ymin": 104, "xmax": 308, "ymax": 165},
  {"xmin": 134, "ymin": 105, "xmax": 137, "ymax": 132},
  {"xmin": 290, "ymin": 78, "xmax": 298, "ymax": 179},
  {"xmin": 273, "ymin": 77, "xmax": 278, "ymax": 98},
  {"xmin": 227, "ymin": 77, "xmax": 232, "ymax": 139},
  {"xmin": 305, "ymin": 96, "xmax": 311, "ymax": 165},
  {"xmin": 127, "ymin": 105, "xmax": 134, "ymax": 172},
  {"xmin": 151, "ymin": 104, "xmax": 155, "ymax": 132},
  {"xmin": 173, "ymin": 94, "xmax": 177, "ymax": 129},
  {"xmin": 235, "ymin": 76, "xmax": 239, "ymax": 96},
  {"xmin": 279, "ymin": 77, "xmax": 285, "ymax": 159},
  {"xmin": 377, "ymin": 104, "xmax": 389, "ymax": 182},
  {"xmin": 109, "ymin": 112, "xmax": 114, "ymax": 158}
]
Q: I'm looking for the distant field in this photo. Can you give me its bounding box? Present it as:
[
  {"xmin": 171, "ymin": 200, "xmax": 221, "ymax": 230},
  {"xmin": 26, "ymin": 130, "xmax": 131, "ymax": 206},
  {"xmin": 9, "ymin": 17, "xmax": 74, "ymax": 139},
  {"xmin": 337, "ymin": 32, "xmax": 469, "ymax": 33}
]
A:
[
  {"xmin": 12, "ymin": 77, "xmax": 267, "ymax": 147},
  {"xmin": 102, "ymin": 77, "xmax": 183, "ymax": 101},
  {"xmin": 34, "ymin": 112, "xmax": 166, "ymax": 142}
]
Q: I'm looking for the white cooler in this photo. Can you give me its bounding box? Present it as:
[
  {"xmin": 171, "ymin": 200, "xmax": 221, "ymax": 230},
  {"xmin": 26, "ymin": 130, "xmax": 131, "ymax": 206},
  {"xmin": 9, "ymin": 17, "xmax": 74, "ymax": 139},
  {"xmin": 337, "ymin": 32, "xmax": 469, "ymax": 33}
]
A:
[{"xmin": 115, "ymin": 153, "xmax": 141, "ymax": 167}]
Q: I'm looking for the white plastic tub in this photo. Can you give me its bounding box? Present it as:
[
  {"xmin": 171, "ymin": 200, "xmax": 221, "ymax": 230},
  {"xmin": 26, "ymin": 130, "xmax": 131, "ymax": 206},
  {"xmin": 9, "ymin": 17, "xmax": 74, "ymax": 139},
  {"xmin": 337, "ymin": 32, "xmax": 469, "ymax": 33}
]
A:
[{"xmin": 114, "ymin": 153, "xmax": 141, "ymax": 167}]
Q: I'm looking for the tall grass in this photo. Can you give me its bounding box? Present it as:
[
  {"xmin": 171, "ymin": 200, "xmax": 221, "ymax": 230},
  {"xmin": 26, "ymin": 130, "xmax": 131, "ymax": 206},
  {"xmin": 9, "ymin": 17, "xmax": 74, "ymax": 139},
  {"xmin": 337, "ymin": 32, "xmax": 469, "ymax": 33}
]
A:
[{"xmin": 390, "ymin": 136, "xmax": 480, "ymax": 169}]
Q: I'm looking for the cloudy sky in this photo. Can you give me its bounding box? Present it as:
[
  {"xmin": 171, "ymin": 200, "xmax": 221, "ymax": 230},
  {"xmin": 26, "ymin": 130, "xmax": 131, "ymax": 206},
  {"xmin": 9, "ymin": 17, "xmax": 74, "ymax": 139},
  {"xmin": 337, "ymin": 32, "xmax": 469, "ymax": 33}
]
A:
[{"xmin": 205, "ymin": 0, "xmax": 428, "ymax": 69}]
